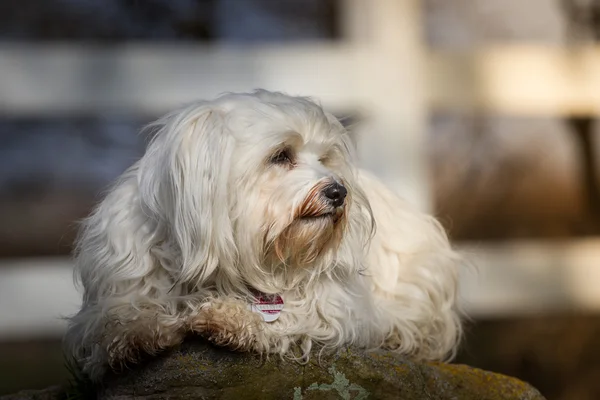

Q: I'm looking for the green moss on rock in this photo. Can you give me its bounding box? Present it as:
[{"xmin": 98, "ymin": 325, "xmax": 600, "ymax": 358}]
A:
[{"xmin": 96, "ymin": 339, "xmax": 546, "ymax": 400}]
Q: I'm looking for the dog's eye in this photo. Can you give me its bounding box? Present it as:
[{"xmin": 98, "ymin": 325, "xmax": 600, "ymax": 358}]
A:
[{"xmin": 270, "ymin": 148, "xmax": 294, "ymax": 166}]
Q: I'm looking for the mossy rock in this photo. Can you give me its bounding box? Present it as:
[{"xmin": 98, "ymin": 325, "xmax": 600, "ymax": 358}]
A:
[
  {"xmin": 95, "ymin": 338, "xmax": 545, "ymax": 400},
  {"xmin": 0, "ymin": 385, "xmax": 64, "ymax": 400}
]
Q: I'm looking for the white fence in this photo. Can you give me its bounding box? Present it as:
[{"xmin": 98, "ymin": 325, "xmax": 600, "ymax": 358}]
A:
[
  {"xmin": 4, "ymin": 238, "xmax": 600, "ymax": 338},
  {"xmin": 1, "ymin": 0, "xmax": 600, "ymax": 338}
]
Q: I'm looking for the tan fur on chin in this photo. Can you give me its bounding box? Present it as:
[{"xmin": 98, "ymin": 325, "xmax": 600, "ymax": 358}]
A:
[
  {"xmin": 270, "ymin": 211, "xmax": 346, "ymax": 267},
  {"xmin": 64, "ymin": 90, "xmax": 464, "ymax": 382}
]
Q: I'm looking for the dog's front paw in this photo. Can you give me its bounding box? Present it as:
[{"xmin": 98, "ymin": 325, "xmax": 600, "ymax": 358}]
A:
[
  {"xmin": 101, "ymin": 314, "xmax": 186, "ymax": 372},
  {"xmin": 188, "ymin": 300, "xmax": 265, "ymax": 352},
  {"xmin": 382, "ymin": 331, "xmax": 403, "ymax": 352}
]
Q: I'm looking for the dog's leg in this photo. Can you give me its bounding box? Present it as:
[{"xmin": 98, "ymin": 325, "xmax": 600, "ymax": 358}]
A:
[
  {"xmin": 187, "ymin": 297, "xmax": 270, "ymax": 353},
  {"xmin": 104, "ymin": 304, "xmax": 185, "ymax": 368},
  {"xmin": 66, "ymin": 300, "xmax": 186, "ymax": 381}
]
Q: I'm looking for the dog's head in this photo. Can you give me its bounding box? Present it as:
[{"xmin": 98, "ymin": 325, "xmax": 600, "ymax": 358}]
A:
[{"xmin": 139, "ymin": 90, "xmax": 373, "ymax": 292}]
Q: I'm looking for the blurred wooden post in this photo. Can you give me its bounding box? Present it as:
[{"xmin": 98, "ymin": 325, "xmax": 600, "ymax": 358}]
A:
[
  {"xmin": 345, "ymin": 0, "xmax": 432, "ymax": 211},
  {"xmin": 568, "ymin": 117, "xmax": 600, "ymax": 225}
]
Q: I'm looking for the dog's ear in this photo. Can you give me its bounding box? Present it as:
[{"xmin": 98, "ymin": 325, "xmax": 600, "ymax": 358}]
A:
[{"xmin": 139, "ymin": 103, "xmax": 238, "ymax": 287}]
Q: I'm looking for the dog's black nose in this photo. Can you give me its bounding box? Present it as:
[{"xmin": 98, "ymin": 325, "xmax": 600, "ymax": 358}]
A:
[{"xmin": 323, "ymin": 182, "xmax": 347, "ymax": 208}]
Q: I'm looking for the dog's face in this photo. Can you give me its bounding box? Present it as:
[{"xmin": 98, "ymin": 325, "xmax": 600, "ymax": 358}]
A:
[
  {"xmin": 221, "ymin": 92, "xmax": 366, "ymax": 270},
  {"xmin": 140, "ymin": 91, "xmax": 372, "ymax": 289},
  {"xmin": 231, "ymin": 116, "xmax": 351, "ymax": 267}
]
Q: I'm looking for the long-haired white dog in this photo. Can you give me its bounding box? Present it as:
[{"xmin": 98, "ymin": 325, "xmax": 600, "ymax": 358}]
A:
[{"xmin": 65, "ymin": 90, "xmax": 462, "ymax": 381}]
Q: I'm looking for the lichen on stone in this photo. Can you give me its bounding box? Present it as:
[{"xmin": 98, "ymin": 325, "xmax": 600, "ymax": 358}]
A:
[{"xmin": 84, "ymin": 339, "xmax": 547, "ymax": 400}]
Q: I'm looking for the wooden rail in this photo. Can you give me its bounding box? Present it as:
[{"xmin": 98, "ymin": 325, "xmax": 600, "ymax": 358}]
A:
[{"xmin": 0, "ymin": 0, "xmax": 599, "ymax": 338}]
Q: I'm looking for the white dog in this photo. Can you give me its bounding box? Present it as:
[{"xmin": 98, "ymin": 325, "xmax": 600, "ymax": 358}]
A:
[{"xmin": 65, "ymin": 90, "xmax": 462, "ymax": 381}]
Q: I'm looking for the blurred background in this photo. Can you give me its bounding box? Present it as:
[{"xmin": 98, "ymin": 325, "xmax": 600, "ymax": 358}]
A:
[{"xmin": 1, "ymin": 0, "xmax": 600, "ymax": 399}]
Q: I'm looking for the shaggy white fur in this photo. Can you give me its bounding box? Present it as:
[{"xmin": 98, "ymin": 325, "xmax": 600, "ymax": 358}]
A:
[{"xmin": 64, "ymin": 90, "xmax": 463, "ymax": 381}]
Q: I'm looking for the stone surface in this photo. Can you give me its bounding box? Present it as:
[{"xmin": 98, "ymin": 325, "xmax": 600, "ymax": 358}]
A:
[
  {"xmin": 0, "ymin": 385, "xmax": 63, "ymax": 400},
  {"xmin": 96, "ymin": 339, "xmax": 545, "ymax": 400}
]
